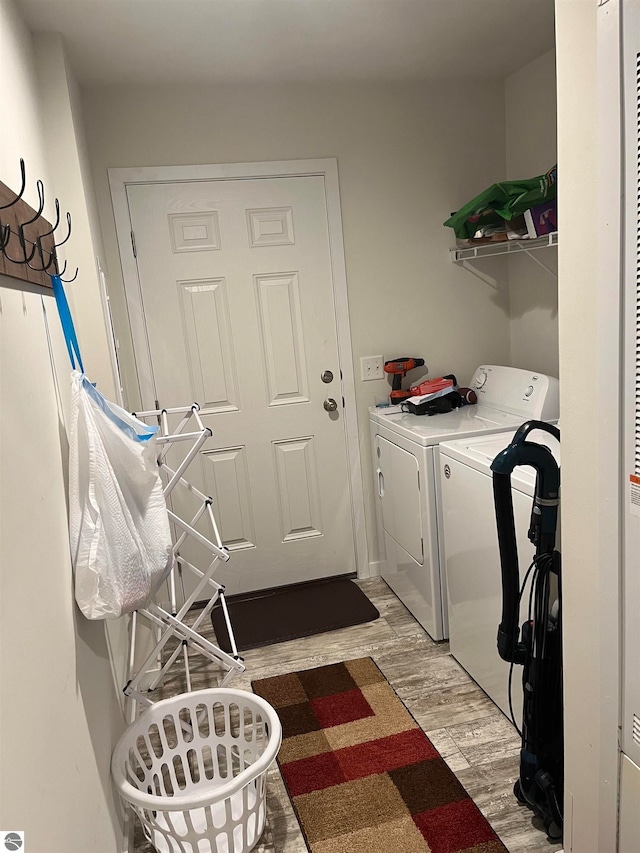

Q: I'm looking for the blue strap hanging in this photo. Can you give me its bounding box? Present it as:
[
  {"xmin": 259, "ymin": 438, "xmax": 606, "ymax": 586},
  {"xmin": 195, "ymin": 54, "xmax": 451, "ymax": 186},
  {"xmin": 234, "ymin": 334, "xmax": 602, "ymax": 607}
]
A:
[
  {"xmin": 51, "ymin": 273, "xmax": 84, "ymax": 373},
  {"xmin": 50, "ymin": 273, "xmax": 156, "ymax": 442}
]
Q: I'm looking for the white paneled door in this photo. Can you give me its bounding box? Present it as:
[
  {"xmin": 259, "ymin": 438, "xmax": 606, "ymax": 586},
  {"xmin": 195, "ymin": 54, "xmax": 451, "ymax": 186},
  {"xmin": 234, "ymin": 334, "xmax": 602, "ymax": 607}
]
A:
[{"xmin": 125, "ymin": 176, "xmax": 356, "ymax": 594}]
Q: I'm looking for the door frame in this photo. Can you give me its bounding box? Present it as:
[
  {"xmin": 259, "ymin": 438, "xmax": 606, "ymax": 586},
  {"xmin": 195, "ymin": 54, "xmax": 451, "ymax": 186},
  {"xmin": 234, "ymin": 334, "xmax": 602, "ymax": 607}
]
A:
[{"xmin": 109, "ymin": 158, "xmax": 369, "ymax": 578}]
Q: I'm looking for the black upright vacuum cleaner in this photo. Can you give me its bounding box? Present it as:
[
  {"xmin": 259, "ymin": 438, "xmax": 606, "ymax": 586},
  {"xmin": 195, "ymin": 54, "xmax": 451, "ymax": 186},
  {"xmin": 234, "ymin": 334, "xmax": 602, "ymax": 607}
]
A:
[{"xmin": 491, "ymin": 420, "xmax": 563, "ymax": 840}]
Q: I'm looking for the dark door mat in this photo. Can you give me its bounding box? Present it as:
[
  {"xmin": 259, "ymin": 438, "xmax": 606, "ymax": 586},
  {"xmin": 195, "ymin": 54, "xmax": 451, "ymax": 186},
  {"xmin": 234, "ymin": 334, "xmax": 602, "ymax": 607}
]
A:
[{"xmin": 211, "ymin": 576, "xmax": 379, "ymax": 652}]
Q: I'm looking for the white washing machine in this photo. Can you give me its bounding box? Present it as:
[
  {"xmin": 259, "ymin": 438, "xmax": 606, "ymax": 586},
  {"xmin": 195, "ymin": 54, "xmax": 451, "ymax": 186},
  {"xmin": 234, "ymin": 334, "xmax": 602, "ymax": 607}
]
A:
[
  {"xmin": 370, "ymin": 365, "xmax": 559, "ymax": 641},
  {"xmin": 439, "ymin": 427, "xmax": 560, "ymax": 719}
]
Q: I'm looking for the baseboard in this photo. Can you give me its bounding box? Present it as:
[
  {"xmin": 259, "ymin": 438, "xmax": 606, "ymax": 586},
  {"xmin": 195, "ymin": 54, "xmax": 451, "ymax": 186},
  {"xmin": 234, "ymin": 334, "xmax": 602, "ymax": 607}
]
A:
[
  {"xmin": 193, "ymin": 572, "xmax": 358, "ymax": 608},
  {"xmin": 367, "ymin": 560, "xmax": 383, "ymax": 578}
]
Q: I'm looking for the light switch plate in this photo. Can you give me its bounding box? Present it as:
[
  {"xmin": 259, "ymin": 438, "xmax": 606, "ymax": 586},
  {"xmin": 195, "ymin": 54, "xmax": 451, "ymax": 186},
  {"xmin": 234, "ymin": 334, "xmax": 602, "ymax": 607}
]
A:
[{"xmin": 361, "ymin": 355, "xmax": 384, "ymax": 381}]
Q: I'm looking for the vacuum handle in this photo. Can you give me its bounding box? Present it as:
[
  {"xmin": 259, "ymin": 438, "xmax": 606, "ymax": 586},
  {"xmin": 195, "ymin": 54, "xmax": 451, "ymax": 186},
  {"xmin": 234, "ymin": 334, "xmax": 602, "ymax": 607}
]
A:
[{"xmin": 511, "ymin": 420, "xmax": 560, "ymax": 445}]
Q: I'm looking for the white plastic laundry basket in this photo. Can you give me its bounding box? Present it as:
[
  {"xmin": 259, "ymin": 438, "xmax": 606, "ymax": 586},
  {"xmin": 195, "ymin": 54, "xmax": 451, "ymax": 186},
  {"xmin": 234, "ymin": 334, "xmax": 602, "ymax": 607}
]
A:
[{"xmin": 111, "ymin": 689, "xmax": 282, "ymax": 853}]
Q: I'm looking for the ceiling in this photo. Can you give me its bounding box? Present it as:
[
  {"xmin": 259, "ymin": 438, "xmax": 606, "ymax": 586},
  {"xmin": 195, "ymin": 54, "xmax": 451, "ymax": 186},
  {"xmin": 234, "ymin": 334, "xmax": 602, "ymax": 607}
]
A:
[{"xmin": 17, "ymin": 0, "xmax": 555, "ymax": 87}]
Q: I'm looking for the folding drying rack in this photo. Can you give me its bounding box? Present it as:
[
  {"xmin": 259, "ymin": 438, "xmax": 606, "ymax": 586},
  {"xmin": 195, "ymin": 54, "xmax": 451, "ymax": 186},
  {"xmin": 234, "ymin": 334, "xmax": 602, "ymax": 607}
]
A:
[{"xmin": 123, "ymin": 403, "xmax": 245, "ymax": 718}]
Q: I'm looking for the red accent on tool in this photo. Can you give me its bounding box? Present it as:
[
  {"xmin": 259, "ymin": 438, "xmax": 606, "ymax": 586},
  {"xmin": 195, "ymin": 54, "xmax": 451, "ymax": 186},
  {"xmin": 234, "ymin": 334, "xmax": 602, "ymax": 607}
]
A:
[
  {"xmin": 383, "ymin": 357, "xmax": 425, "ymax": 403},
  {"xmin": 409, "ymin": 377, "xmax": 454, "ymax": 397}
]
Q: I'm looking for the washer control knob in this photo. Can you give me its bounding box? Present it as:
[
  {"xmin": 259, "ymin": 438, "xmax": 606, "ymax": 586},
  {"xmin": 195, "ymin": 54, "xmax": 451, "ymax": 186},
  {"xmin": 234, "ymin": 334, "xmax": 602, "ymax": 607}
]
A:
[
  {"xmin": 525, "ymin": 385, "xmax": 534, "ymax": 397},
  {"xmin": 474, "ymin": 370, "xmax": 488, "ymax": 389}
]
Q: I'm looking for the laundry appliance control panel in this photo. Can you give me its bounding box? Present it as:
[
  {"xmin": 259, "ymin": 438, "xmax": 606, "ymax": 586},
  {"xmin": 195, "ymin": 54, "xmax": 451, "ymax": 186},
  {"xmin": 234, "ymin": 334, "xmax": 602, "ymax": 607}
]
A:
[{"xmin": 470, "ymin": 365, "xmax": 559, "ymax": 421}]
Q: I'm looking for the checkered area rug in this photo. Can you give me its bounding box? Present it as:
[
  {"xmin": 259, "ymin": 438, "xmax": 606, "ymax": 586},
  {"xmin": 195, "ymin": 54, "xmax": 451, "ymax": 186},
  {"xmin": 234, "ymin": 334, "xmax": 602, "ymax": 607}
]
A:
[{"xmin": 252, "ymin": 657, "xmax": 508, "ymax": 853}]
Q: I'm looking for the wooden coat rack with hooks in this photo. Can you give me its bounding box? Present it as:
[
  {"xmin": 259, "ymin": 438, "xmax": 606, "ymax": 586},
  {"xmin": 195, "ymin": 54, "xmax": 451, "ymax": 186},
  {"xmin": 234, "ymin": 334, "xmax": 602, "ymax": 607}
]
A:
[{"xmin": 0, "ymin": 159, "xmax": 77, "ymax": 290}]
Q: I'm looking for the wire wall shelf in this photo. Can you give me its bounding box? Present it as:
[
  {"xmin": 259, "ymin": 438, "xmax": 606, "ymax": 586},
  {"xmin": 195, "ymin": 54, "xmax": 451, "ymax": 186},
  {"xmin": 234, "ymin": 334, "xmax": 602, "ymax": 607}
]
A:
[
  {"xmin": 449, "ymin": 232, "xmax": 558, "ymax": 279},
  {"xmin": 450, "ymin": 232, "xmax": 558, "ymax": 263}
]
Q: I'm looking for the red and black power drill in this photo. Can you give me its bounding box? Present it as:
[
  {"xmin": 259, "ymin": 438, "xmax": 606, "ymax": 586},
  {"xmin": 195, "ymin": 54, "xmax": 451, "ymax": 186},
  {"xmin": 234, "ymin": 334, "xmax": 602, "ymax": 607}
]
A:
[{"xmin": 384, "ymin": 357, "xmax": 425, "ymax": 403}]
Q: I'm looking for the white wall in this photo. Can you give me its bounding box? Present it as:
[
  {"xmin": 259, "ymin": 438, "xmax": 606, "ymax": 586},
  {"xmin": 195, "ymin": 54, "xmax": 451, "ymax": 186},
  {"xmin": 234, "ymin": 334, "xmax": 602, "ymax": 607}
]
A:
[
  {"xmin": 34, "ymin": 35, "xmax": 117, "ymax": 398},
  {"xmin": 505, "ymin": 49, "xmax": 559, "ymax": 377},
  {"xmin": 33, "ymin": 32, "xmax": 133, "ymax": 700},
  {"xmin": 0, "ymin": 3, "xmax": 125, "ymax": 850},
  {"xmin": 83, "ymin": 80, "xmax": 510, "ymax": 566},
  {"xmin": 556, "ymin": 1, "xmax": 619, "ymax": 850}
]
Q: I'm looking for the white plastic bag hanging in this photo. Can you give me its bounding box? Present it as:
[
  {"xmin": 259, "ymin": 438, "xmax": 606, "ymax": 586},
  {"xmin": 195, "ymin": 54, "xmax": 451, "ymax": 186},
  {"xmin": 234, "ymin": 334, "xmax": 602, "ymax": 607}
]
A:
[{"xmin": 53, "ymin": 275, "xmax": 173, "ymax": 619}]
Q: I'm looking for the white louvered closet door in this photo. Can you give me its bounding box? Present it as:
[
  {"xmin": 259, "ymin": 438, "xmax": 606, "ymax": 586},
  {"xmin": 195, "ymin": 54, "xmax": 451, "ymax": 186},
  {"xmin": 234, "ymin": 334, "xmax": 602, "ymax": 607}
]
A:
[{"xmin": 623, "ymin": 0, "xmax": 640, "ymax": 770}]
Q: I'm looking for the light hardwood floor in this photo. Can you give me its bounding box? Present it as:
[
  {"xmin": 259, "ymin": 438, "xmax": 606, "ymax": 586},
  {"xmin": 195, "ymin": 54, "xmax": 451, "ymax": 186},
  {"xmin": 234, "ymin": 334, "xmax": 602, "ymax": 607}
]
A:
[{"xmin": 133, "ymin": 578, "xmax": 562, "ymax": 853}]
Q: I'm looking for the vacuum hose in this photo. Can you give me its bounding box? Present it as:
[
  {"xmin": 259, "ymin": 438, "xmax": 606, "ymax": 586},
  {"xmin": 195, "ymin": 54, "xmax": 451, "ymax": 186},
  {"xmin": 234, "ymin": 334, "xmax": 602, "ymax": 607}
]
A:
[{"xmin": 492, "ymin": 472, "xmax": 524, "ymax": 663}]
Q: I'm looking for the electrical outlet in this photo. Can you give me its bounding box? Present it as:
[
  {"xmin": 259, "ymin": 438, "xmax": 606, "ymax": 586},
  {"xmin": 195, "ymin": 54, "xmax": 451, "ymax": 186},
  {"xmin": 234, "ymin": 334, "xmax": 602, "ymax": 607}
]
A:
[{"xmin": 361, "ymin": 355, "xmax": 384, "ymax": 381}]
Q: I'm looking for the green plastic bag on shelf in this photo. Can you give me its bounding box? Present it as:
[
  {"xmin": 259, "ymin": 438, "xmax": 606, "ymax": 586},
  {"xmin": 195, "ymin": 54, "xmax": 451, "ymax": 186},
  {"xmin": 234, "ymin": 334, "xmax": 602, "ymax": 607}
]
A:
[{"xmin": 444, "ymin": 166, "xmax": 557, "ymax": 241}]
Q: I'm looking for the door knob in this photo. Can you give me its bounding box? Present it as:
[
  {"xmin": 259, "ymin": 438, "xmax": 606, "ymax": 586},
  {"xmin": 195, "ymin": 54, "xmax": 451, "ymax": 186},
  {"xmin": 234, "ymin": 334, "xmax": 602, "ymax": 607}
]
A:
[{"xmin": 323, "ymin": 398, "xmax": 338, "ymax": 412}]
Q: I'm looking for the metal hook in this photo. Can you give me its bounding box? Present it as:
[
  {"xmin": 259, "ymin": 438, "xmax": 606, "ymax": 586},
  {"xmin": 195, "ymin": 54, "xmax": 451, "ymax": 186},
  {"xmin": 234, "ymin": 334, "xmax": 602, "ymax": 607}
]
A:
[
  {"xmin": 39, "ymin": 198, "xmax": 60, "ymax": 240},
  {"xmin": 1, "ymin": 228, "xmax": 38, "ymax": 264},
  {"xmin": 0, "ymin": 159, "xmax": 27, "ymax": 210},
  {"xmin": 18, "ymin": 179, "xmax": 45, "ymax": 230},
  {"xmin": 6, "ymin": 179, "xmax": 47, "ymax": 268},
  {"xmin": 20, "ymin": 198, "xmax": 61, "ymax": 271},
  {"xmin": 54, "ymin": 212, "xmax": 72, "ymax": 248},
  {"xmin": 22, "ymin": 235, "xmax": 55, "ymax": 272},
  {"xmin": 41, "ymin": 243, "xmax": 58, "ymax": 272},
  {"xmin": 19, "ymin": 228, "xmax": 47, "ymax": 271},
  {"xmin": 31, "ymin": 238, "xmax": 48, "ymax": 272},
  {"xmin": 60, "ymin": 266, "xmax": 78, "ymax": 283},
  {"xmin": 0, "ymin": 222, "xmax": 10, "ymax": 250}
]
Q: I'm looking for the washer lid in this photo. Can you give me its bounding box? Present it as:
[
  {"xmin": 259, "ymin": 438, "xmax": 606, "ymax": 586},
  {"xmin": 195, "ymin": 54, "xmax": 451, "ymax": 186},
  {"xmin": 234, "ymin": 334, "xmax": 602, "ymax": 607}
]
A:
[
  {"xmin": 440, "ymin": 428, "xmax": 560, "ymax": 496},
  {"xmin": 369, "ymin": 404, "xmax": 524, "ymax": 446}
]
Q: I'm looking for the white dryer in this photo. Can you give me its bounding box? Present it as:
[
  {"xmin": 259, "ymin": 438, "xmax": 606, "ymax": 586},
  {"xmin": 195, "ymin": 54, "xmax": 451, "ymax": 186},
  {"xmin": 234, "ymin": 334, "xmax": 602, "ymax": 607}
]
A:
[
  {"xmin": 439, "ymin": 428, "xmax": 560, "ymax": 719},
  {"xmin": 370, "ymin": 365, "xmax": 559, "ymax": 641}
]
